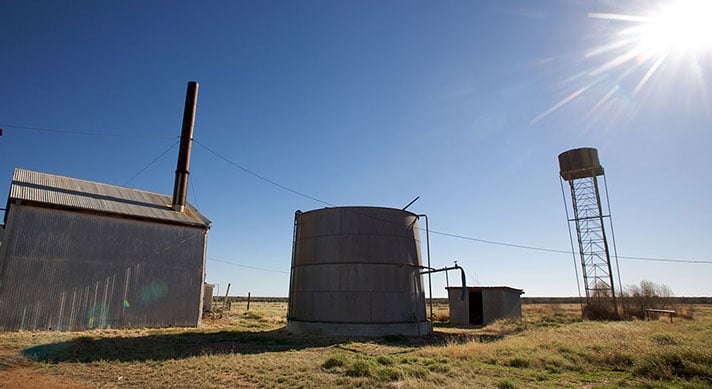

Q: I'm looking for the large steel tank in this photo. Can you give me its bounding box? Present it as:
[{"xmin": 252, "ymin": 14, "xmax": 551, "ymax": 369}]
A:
[{"xmin": 287, "ymin": 206, "xmax": 429, "ymax": 336}]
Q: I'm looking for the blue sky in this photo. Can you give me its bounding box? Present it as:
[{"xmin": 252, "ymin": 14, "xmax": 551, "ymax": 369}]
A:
[{"xmin": 1, "ymin": 1, "xmax": 710, "ymax": 297}]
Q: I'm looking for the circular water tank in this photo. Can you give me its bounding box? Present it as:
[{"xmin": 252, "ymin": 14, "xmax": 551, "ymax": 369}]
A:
[
  {"xmin": 558, "ymin": 147, "xmax": 605, "ymax": 181},
  {"xmin": 287, "ymin": 206, "xmax": 429, "ymax": 336}
]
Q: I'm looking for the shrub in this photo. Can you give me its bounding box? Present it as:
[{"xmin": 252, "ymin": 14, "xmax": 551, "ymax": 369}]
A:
[
  {"xmin": 346, "ymin": 359, "xmax": 374, "ymax": 377},
  {"xmin": 404, "ymin": 365, "xmax": 430, "ymax": 378},
  {"xmin": 583, "ymin": 300, "xmax": 619, "ymax": 321},
  {"xmin": 634, "ymin": 351, "xmax": 712, "ymax": 381},
  {"xmin": 506, "ymin": 357, "xmax": 531, "ymax": 368},
  {"xmin": 679, "ymin": 305, "xmax": 696, "ymax": 320},
  {"xmin": 497, "ymin": 379, "xmax": 518, "ymax": 389},
  {"xmin": 622, "ymin": 280, "xmax": 674, "ymax": 320},
  {"xmin": 374, "ymin": 366, "xmax": 402, "ymax": 381},
  {"xmin": 375, "ymin": 355, "xmax": 395, "ymax": 365},
  {"xmin": 322, "ymin": 355, "xmax": 349, "ymax": 369}
]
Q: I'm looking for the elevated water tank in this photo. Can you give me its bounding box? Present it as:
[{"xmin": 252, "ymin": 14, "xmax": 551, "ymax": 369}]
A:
[
  {"xmin": 287, "ymin": 206, "xmax": 429, "ymax": 336},
  {"xmin": 558, "ymin": 147, "xmax": 604, "ymax": 181}
]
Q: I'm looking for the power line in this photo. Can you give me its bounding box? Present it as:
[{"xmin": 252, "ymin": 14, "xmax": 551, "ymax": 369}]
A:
[
  {"xmin": 424, "ymin": 229, "xmax": 712, "ymax": 264},
  {"xmin": 0, "ymin": 123, "xmax": 177, "ymax": 139},
  {"xmin": 194, "ymin": 138, "xmax": 711, "ymax": 266},
  {"xmin": 123, "ymin": 141, "xmax": 179, "ymax": 186},
  {"xmin": 613, "ymin": 256, "xmax": 712, "ymax": 264},
  {"xmin": 194, "ymin": 139, "xmax": 336, "ymax": 207},
  {"xmin": 426, "ymin": 229, "xmax": 572, "ymax": 255},
  {"xmin": 208, "ymin": 257, "xmax": 289, "ymax": 274},
  {"xmin": 6, "ymin": 122, "xmax": 704, "ymax": 266},
  {"xmin": 190, "ymin": 178, "xmax": 201, "ymax": 211}
]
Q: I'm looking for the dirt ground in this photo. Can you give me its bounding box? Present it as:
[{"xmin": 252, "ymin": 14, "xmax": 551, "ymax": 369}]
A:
[
  {"xmin": 0, "ymin": 351, "xmax": 89, "ymax": 389},
  {"xmin": 0, "ymin": 367, "xmax": 90, "ymax": 389}
]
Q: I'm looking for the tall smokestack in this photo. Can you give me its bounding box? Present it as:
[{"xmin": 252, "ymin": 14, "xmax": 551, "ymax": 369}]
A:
[{"xmin": 172, "ymin": 81, "xmax": 199, "ymax": 212}]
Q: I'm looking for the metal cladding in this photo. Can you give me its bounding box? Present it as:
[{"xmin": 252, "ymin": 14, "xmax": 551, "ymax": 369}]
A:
[
  {"xmin": 558, "ymin": 147, "xmax": 604, "ymax": 181},
  {"xmin": 287, "ymin": 206, "xmax": 429, "ymax": 336},
  {"xmin": 446, "ymin": 286, "xmax": 524, "ymax": 326},
  {"xmin": 8, "ymin": 168, "xmax": 210, "ymax": 227},
  {"xmin": 0, "ymin": 169, "xmax": 210, "ymax": 331}
]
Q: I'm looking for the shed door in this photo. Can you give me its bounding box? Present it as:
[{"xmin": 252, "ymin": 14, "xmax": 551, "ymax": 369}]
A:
[{"xmin": 469, "ymin": 291, "xmax": 483, "ymax": 325}]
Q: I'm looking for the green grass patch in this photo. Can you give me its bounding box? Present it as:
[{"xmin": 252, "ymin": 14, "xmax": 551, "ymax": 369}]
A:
[
  {"xmin": 374, "ymin": 366, "xmax": 402, "ymax": 381},
  {"xmin": 497, "ymin": 378, "xmax": 518, "ymax": 389},
  {"xmin": 375, "ymin": 355, "xmax": 395, "ymax": 365},
  {"xmin": 323, "ymin": 354, "xmax": 349, "ymax": 369},
  {"xmin": 345, "ymin": 359, "xmax": 375, "ymax": 377}
]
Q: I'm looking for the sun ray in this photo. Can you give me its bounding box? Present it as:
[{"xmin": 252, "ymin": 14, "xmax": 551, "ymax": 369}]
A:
[
  {"xmin": 633, "ymin": 53, "xmax": 669, "ymax": 94},
  {"xmin": 586, "ymin": 38, "xmax": 636, "ymax": 58},
  {"xmin": 588, "ymin": 13, "xmax": 651, "ymax": 23},
  {"xmin": 530, "ymin": 83, "xmax": 596, "ymax": 125},
  {"xmin": 586, "ymin": 85, "xmax": 620, "ymax": 119}
]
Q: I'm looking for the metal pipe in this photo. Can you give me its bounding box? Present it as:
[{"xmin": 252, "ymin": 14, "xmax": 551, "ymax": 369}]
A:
[
  {"xmin": 417, "ymin": 263, "xmax": 467, "ymax": 301},
  {"xmin": 287, "ymin": 210, "xmax": 301, "ymax": 319},
  {"xmin": 172, "ymin": 81, "xmax": 199, "ymax": 212},
  {"xmin": 402, "ymin": 196, "xmax": 420, "ymax": 211},
  {"xmin": 417, "ymin": 214, "xmax": 433, "ymax": 330}
]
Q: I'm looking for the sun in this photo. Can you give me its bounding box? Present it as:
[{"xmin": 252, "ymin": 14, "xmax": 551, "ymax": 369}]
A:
[
  {"xmin": 637, "ymin": 0, "xmax": 712, "ymax": 53},
  {"xmin": 531, "ymin": 0, "xmax": 712, "ymax": 125},
  {"xmin": 590, "ymin": 0, "xmax": 712, "ymax": 56},
  {"xmin": 584, "ymin": 0, "xmax": 712, "ymax": 94}
]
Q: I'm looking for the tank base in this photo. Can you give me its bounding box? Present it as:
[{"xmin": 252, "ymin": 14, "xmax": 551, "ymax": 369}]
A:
[{"xmin": 286, "ymin": 320, "xmax": 431, "ymax": 337}]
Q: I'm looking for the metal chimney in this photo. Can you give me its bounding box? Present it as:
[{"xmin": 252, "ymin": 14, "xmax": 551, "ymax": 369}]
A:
[{"xmin": 172, "ymin": 81, "xmax": 199, "ymax": 212}]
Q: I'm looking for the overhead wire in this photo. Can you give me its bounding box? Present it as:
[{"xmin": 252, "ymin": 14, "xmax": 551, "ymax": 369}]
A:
[
  {"xmin": 3, "ymin": 121, "xmax": 708, "ymax": 266},
  {"xmin": 194, "ymin": 139, "xmax": 336, "ymax": 207},
  {"xmin": 123, "ymin": 140, "xmax": 179, "ymax": 186},
  {"xmin": 194, "ymin": 138, "xmax": 712, "ymax": 266},
  {"xmin": 0, "ymin": 123, "xmax": 177, "ymax": 139},
  {"xmin": 190, "ymin": 178, "xmax": 201, "ymax": 211},
  {"xmin": 208, "ymin": 257, "xmax": 290, "ymax": 274}
]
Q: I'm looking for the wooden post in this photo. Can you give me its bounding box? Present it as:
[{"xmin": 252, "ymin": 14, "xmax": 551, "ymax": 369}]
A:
[
  {"xmin": 222, "ymin": 283, "xmax": 231, "ymax": 312},
  {"xmin": 247, "ymin": 292, "xmax": 251, "ymax": 311}
]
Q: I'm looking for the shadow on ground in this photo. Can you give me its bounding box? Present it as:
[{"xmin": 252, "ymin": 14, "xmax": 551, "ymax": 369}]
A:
[{"xmin": 23, "ymin": 328, "xmax": 494, "ymax": 363}]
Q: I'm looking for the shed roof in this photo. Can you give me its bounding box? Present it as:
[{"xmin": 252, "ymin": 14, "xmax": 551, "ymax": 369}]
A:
[
  {"xmin": 447, "ymin": 286, "xmax": 524, "ymax": 294},
  {"xmin": 7, "ymin": 168, "xmax": 210, "ymax": 228}
]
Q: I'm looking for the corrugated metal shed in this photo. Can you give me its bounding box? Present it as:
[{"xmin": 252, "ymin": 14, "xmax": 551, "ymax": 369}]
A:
[
  {"xmin": 6, "ymin": 168, "xmax": 210, "ymax": 227},
  {"xmin": 0, "ymin": 168, "xmax": 210, "ymax": 331},
  {"xmin": 447, "ymin": 286, "xmax": 524, "ymax": 326}
]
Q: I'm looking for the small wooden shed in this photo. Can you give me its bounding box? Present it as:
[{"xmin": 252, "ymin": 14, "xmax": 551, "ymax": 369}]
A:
[{"xmin": 447, "ymin": 286, "xmax": 524, "ymax": 326}]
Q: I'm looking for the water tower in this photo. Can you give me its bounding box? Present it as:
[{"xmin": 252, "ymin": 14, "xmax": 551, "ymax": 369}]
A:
[{"xmin": 558, "ymin": 148, "xmax": 620, "ymax": 318}]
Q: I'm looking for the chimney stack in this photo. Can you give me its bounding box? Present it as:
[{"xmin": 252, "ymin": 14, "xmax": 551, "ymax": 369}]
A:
[{"xmin": 172, "ymin": 81, "xmax": 199, "ymax": 212}]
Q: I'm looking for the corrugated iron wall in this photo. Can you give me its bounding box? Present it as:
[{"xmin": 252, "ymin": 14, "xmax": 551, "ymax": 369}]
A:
[
  {"xmin": 447, "ymin": 287, "xmax": 523, "ymax": 326},
  {"xmin": 0, "ymin": 205, "xmax": 207, "ymax": 331},
  {"xmin": 481, "ymin": 289, "xmax": 522, "ymax": 324},
  {"xmin": 287, "ymin": 207, "xmax": 427, "ymax": 337}
]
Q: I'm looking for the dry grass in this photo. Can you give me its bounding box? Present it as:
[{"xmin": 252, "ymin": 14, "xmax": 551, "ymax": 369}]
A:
[{"xmin": 0, "ymin": 301, "xmax": 710, "ymax": 388}]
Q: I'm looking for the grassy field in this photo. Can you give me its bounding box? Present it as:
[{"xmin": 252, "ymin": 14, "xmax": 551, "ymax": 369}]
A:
[{"xmin": 0, "ymin": 301, "xmax": 710, "ymax": 388}]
